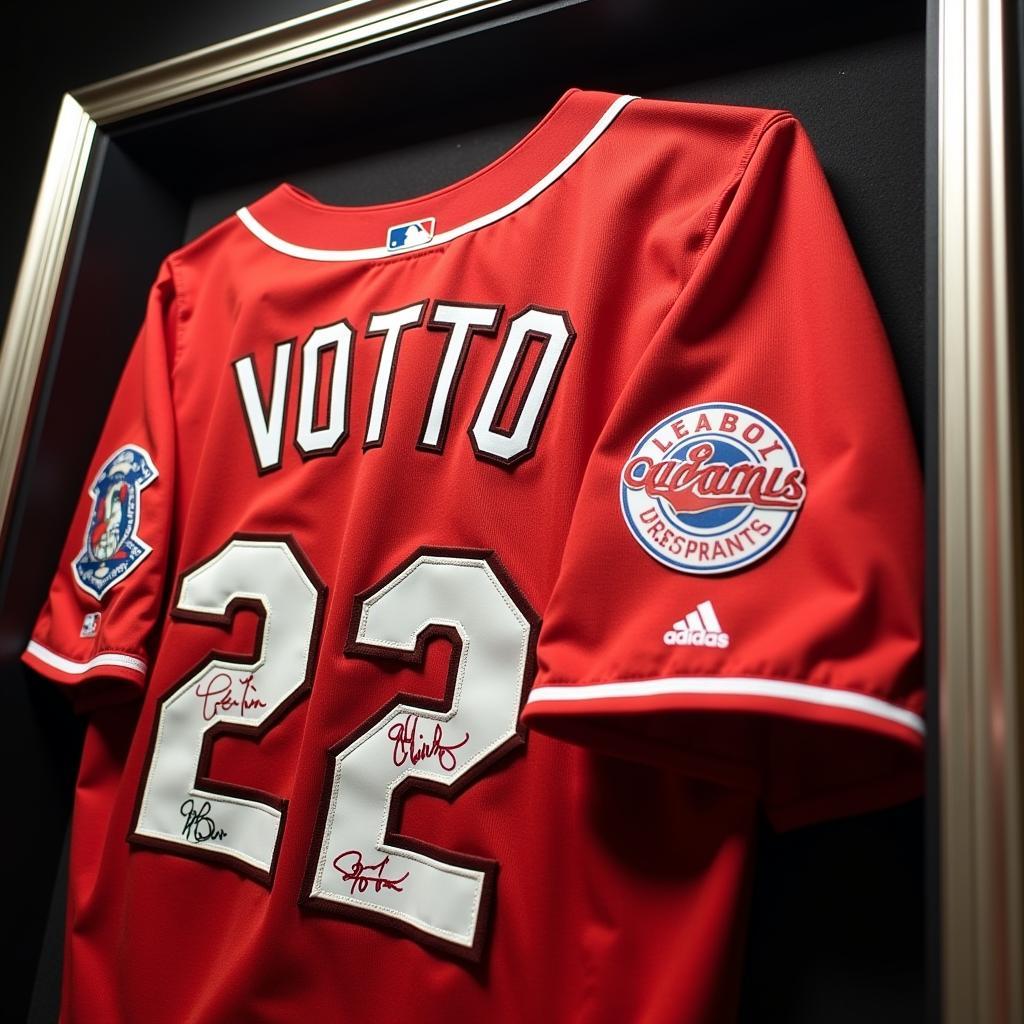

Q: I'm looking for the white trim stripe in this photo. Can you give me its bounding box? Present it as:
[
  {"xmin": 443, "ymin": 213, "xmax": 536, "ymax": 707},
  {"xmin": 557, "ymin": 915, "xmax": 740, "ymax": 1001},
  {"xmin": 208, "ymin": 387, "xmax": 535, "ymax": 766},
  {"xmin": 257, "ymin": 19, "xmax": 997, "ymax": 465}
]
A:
[
  {"xmin": 525, "ymin": 676, "xmax": 926, "ymax": 736},
  {"xmin": 235, "ymin": 93, "xmax": 638, "ymax": 262},
  {"xmin": 25, "ymin": 639, "xmax": 147, "ymax": 677}
]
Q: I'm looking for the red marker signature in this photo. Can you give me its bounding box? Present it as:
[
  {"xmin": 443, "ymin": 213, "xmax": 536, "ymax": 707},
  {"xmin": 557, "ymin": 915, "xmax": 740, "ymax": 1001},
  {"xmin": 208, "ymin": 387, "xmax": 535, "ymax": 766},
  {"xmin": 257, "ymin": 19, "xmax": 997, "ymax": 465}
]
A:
[
  {"xmin": 388, "ymin": 714, "xmax": 469, "ymax": 772},
  {"xmin": 333, "ymin": 850, "xmax": 410, "ymax": 895},
  {"xmin": 194, "ymin": 672, "xmax": 268, "ymax": 721}
]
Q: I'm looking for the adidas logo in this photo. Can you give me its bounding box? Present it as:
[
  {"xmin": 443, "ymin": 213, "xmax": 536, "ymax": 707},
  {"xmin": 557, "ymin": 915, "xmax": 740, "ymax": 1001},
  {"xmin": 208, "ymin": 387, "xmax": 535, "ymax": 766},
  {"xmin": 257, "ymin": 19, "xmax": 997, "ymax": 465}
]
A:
[{"xmin": 663, "ymin": 601, "xmax": 730, "ymax": 649}]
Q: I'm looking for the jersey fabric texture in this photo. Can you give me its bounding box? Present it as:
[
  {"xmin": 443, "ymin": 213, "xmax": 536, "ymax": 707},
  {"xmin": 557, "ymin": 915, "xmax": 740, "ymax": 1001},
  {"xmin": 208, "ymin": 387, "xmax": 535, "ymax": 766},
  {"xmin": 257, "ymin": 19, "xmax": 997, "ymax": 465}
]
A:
[{"xmin": 23, "ymin": 88, "xmax": 924, "ymax": 1024}]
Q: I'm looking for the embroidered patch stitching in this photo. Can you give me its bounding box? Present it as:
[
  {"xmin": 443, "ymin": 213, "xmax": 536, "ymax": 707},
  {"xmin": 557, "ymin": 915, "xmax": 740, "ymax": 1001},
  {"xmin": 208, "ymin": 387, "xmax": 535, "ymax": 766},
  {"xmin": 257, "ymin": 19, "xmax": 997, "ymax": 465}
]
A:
[
  {"xmin": 620, "ymin": 402, "xmax": 806, "ymax": 574},
  {"xmin": 72, "ymin": 445, "xmax": 159, "ymax": 600}
]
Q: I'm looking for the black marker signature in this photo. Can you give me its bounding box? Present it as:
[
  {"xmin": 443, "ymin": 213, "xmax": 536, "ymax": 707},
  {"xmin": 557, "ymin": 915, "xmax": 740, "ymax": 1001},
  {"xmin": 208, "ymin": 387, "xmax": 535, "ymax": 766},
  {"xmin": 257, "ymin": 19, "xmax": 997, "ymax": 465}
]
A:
[{"xmin": 180, "ymin": 798, "xmax": 227, "ymax": 843}]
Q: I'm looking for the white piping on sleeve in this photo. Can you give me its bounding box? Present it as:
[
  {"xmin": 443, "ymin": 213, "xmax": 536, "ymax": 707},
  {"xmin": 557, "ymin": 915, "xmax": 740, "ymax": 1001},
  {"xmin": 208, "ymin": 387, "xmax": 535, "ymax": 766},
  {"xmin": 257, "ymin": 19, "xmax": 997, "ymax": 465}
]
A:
[
  {"xmin": 525, "ymin": 675, "xmax": 926, "ymax": 736},
  {"xmin": 25, "ymin": 640, "xmax": 147, "ymax": 677}
]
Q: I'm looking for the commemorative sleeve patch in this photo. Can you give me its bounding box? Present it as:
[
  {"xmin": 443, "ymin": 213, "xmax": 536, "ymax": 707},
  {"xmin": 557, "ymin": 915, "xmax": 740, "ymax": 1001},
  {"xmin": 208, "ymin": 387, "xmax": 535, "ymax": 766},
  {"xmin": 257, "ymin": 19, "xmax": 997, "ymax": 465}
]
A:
[
  {"xmin": 72, "ymin": 445, "xmax": 159, "ymax": 600},
  {"xmin": 619, "ymin": 403, "xmax": 806, "ymax": 574}
]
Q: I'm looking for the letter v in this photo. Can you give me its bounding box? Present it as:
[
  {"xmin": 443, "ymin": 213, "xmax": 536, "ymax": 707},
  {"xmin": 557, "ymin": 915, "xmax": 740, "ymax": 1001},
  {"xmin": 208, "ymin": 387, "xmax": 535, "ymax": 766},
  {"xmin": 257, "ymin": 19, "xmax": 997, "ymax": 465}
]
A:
[{"xmin": 233, "ymin": 340, "xmax": 294, "ymax": 473}]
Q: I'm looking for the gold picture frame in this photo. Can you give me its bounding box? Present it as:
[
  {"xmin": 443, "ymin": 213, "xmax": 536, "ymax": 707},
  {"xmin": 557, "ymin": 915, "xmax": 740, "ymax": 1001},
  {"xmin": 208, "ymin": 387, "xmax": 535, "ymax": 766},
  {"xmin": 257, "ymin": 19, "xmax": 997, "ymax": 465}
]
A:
[{"xmin": 936, "ymin": 0, "xmax": 1022, "ymax": 1020}]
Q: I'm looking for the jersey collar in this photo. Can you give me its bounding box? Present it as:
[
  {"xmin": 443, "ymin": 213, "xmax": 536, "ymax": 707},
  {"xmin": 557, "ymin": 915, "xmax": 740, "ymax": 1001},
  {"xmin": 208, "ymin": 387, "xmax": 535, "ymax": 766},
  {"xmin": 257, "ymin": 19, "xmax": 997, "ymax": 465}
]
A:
[{"xmin": 235, "ymin": 89, "xmax": 636, "ymax": 262}]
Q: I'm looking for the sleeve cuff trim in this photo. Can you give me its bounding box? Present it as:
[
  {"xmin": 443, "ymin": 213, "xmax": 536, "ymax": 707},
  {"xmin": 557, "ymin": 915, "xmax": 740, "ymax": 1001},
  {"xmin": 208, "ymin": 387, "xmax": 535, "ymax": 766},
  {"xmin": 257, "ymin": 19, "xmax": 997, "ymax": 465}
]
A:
[
  {"xmin": 24, "ymin": 640, "xmax": 147, "ymax": 677},
  {"xmin": 524, "ymin": 675, "xmax": 925, "ymax": 737}
]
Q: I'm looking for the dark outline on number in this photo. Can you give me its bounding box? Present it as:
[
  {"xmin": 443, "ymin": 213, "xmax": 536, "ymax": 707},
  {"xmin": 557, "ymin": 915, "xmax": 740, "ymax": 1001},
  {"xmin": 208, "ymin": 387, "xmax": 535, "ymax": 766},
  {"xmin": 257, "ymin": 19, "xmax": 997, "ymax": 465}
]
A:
[
  {"xmin": 361, "ymin": 300, "xmax": 428, "ymax": 451},
  {"xmin": 126, "ymin": 532, "xmax": 327, "ymax": 887},
  {"xmin": 415, "ymin": 301, "xmax": 502, "ymax": 456},
  {"xmin": 232, "ymin": 340, "xmax": 295, "ymax": 476},
  {"xmin": 299, "ymin": 545, "xmax": 540, "ymax": 964},
  {"xmin": 294, "ymin": 317, "xmax": 356, "ymax": 463},
  {"xmin": 468, "ymin": 305, "xmax": 576, "ymax": 469}
]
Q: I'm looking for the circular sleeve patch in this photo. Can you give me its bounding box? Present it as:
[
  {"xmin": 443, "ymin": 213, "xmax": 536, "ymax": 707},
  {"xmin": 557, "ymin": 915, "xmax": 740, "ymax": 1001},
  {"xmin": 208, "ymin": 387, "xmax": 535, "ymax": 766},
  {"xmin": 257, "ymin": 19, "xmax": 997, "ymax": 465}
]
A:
[{"xmin": 619, "ymin": 403, "xmax": 806, "ymax": 574}]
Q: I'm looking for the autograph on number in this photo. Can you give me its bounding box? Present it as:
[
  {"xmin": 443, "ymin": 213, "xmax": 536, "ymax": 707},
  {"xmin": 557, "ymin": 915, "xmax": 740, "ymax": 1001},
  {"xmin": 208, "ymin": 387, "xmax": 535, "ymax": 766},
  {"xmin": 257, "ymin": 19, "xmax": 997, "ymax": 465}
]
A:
[
  {"xmin": 387, "ymin": 713, "xmax": 469, "ymax": 772},
  {"xmin": 194, "ymin": 673, "xmax": 268, "ymax": 722},
  {"xmin": 180, "ymin": 798, "xmax": 228, "ymax": 844},
  {"xmin": 332, "ymin": 850, "xmax": 410, "ymax": 895}
]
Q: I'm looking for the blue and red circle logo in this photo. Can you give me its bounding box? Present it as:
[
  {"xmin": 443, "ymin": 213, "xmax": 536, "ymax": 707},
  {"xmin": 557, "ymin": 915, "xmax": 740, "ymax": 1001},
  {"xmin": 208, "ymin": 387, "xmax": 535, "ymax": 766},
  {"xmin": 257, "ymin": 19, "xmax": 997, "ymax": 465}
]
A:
[{"xmin": 620, "ymin": 403, "xmax": 806, "ymax": 574}]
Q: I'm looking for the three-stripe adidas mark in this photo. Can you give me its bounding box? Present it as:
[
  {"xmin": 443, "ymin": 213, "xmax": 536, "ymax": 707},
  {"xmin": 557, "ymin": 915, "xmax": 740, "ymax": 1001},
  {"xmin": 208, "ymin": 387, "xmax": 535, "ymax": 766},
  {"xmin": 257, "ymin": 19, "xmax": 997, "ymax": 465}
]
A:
[{"xmin": 663, "ymin": 600, "xmax": 730, "ymax": 649}]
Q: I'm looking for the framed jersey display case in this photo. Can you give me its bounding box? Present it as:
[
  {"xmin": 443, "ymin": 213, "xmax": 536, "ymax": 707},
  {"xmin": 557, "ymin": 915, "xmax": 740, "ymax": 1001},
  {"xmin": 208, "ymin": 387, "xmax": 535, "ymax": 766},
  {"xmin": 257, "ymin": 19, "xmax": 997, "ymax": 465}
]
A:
[{"xmin": 0, "ymin": 1, "xmax": 1018, "ymax": 1021}]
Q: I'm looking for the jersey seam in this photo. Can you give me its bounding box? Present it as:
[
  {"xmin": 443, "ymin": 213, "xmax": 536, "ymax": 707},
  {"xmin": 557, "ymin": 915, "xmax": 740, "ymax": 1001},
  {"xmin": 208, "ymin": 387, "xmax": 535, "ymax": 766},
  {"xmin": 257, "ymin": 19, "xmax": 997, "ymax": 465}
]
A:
[
  {"xmin": 638, "ymin": 110, "xmax": 795, "ymax": 357},
  {"xmin": 163, "ymin": 251, "xmax": 187, "ymax": 373},
  {"xmin": 95, "ymin": 647, "xmax": 148, "ymax": 660},
  {"xmin": 695, "ymin": 110, "xmax": 794, "ymax": 259}
]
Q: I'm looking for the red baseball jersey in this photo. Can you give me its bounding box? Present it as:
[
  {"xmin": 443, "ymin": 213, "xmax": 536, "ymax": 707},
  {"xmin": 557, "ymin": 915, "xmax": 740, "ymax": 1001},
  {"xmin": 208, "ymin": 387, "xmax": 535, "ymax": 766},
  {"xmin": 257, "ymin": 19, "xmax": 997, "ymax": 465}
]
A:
[{"xmin": 23, "ymin": 88, "xmax": 924, "ymax": 1023}]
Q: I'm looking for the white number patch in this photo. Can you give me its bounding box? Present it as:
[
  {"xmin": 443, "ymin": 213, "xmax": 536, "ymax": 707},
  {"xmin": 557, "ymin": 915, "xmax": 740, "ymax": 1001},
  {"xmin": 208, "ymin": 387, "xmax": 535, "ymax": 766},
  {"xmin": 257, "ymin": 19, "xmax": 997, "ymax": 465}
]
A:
[
  {"xmin": 129, "ymin": 536, "xmax": 324, "ymax": 882},
  {"xmin": 302, "ymin": 550, "xmax": 535, "ymax": 959},
  {"xmin": 128, "ymin": 540, "xmax": 536, "ymax": 961}
]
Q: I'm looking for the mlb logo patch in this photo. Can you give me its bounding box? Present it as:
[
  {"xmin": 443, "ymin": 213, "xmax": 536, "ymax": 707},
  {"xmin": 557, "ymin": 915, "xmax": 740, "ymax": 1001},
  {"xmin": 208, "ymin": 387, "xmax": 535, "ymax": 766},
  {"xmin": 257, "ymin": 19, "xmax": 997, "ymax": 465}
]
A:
[{"xmin": 386, "ymin": 217, "xmax": 436, "ymax": 251}]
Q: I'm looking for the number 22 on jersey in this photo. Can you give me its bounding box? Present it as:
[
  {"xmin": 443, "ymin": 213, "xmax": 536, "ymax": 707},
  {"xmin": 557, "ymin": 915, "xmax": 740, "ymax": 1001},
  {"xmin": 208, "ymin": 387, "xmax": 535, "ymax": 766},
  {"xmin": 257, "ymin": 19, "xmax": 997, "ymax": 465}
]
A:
[{"xmin": 128, "ymin": 536, "xmax": 538, "ymax": 960}]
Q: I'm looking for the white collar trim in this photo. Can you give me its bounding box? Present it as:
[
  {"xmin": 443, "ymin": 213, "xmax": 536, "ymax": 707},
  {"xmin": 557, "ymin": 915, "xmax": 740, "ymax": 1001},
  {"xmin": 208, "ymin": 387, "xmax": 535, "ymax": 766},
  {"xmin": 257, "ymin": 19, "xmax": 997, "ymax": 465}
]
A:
[{"xmin": 235, "ymin": 93, "xmax": 637, "ymax": 262}]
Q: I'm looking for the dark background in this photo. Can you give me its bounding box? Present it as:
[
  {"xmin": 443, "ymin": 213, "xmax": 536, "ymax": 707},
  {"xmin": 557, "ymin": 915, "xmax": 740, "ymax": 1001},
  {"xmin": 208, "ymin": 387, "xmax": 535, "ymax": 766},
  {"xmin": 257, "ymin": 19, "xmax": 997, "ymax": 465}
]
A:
[{"xmin": 2, "ymin": 2, "xmax": 928, "ymax": 1022}]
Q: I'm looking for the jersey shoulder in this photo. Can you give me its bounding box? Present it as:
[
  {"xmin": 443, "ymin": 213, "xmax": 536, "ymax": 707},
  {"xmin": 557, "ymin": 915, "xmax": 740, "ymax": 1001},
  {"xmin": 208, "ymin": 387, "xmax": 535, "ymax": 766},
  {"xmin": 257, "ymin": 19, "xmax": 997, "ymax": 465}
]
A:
[
  {"xmin": 567, "ymin": 90, "xmax": 797, "ymax": 248},
  {"xmin": 599, "ymin": 90, "xmax": 794, "ymax": 173}
]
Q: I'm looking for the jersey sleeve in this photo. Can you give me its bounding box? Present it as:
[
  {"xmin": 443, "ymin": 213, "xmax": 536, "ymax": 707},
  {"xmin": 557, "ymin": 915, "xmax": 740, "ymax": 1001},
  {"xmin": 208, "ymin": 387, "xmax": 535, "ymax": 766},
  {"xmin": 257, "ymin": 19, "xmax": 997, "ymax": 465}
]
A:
[
  {"xmin": 520, "ymin": 113, "xmax": 925, "ymax": 831},
  {"xmin": 21, "ymin": 258, "xmax": 179, "ymax": 713}
]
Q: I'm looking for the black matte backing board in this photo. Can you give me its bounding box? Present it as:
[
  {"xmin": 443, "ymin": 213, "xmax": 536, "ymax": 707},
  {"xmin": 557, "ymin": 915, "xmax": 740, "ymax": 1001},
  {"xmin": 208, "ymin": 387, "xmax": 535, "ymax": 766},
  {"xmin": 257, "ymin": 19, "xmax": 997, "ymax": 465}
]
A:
[{"xmin": 0, "ymin": 2, "xmax": 927, "ymax": 1021}]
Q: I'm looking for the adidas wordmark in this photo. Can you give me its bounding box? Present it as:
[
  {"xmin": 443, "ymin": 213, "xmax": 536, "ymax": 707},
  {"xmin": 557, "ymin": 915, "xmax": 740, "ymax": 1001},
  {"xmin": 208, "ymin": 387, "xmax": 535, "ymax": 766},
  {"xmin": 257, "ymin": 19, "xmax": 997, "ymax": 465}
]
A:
[{"xmin": 663, "ymin": 601, "xmax": 730, "ymax": 649}]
